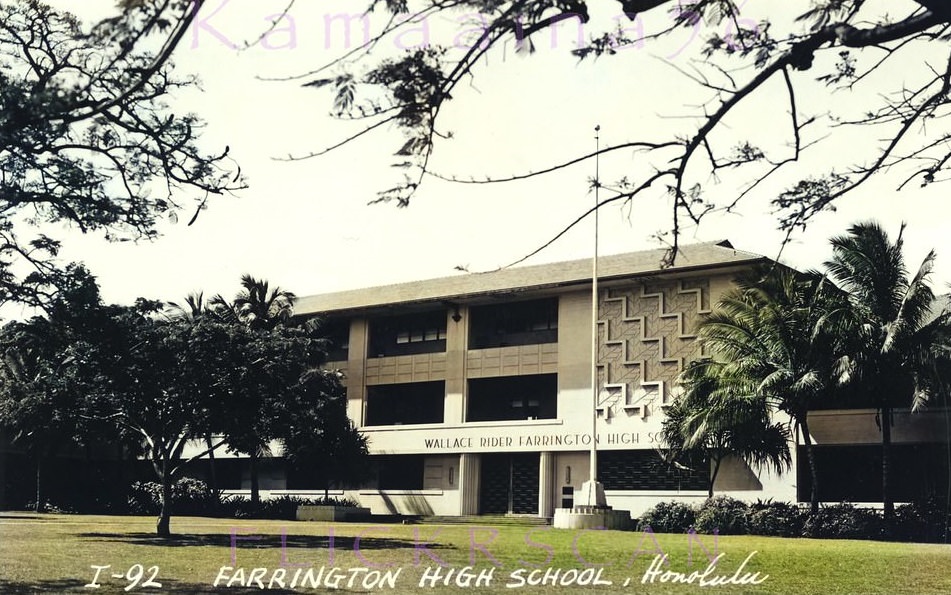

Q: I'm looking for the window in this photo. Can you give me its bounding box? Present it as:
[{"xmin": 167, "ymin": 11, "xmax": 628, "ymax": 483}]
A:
[
  {"xmin": 466, "ymin": 374, "xmax": 557, "ymax": 422},
  {"xmin": 369, "ymin": 310, "xmax": 447, "ymax": 357},
  {"xmin": 365, "ymin": 381, "xmax": 445, "ymax": 426},
  {"xmin": 598, "ymin": 450, "xmax": 709, "ymax": 491},
  {"xmin": 322, "ymin": 317, "xmax": 350, "ymax": 362},
  {"xmin": 469, "ymin": 298, "xmax": 558, "ymax": 349},
  {"xmin": 797, "ymin": 443, "xmax": 950, "ymax": 503}
]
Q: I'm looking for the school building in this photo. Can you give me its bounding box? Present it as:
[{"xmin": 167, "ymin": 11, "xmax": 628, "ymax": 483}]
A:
[{"xmin": 287, "ymin": 240, "xmax": 949, "ymax": 518}]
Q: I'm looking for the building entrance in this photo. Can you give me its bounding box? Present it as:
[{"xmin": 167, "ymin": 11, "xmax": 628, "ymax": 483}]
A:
[{"xmin": 479, "ymin": 453, "xmax": 539, "ymax": 514}]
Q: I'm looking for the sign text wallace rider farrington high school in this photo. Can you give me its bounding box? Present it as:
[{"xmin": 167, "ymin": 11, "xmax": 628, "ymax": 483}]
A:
[{"xmin": 423, "ymin": 431, "xmax": 655, "ymax": 450}]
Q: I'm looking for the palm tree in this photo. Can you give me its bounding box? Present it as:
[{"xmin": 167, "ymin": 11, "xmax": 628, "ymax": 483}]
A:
[
  {"xmin": 825, "ymin": 221, "xmax": 951, "ymax": 520},
  {"xmin": 662, "ymin": 359, "xmax": 792, "ymax": 498},
  {"xmin": 166, "ymin": 291, "xmax": 210, "ymax": 321},
  {"xmin": 697, "ymin": 266, "xmax": 846, "ymax": 514},
  {"xmin": 231, "ymin": 275, "xmax": 296, "ymax": 331},
  {"xmin": 209, "ymin": 276, "xmax": 297, "ymax": 506}
]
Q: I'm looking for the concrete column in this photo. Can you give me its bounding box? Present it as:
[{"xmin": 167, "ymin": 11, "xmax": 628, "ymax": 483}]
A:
[
  {"xmin": 557, "ymin": 292, "xmax": 594, "ymax": 433},
  {"xmin": 538, "ymin": 451, "xmax": 556, "ymax": 518},
  {"xmin": 459, "ymin": 453, "xmax": 481, "ymax": 515},
  {"xmin": 347, "ymin": 318, "xmax": 369, "ymax": 427},
  {"xmin": 444, "ymin": 306, "xmax": 468, "ymax": 424}
]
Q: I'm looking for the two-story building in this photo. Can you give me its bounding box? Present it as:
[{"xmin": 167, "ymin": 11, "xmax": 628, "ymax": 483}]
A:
[
  {"xmin": 288, "ymin": 240, "xmax": 949, "ymax": 518},
  {"xmin": 292, "ymin": 241, "xmax": 791, "ymax": 517}
]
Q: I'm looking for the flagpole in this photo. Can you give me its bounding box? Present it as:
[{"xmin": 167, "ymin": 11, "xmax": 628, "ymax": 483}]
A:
[{"xmin": 590, "ymin": 124, "xmax": 600, "ymax": 488}]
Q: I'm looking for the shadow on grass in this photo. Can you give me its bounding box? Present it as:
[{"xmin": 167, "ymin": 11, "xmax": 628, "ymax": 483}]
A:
[
  {"xmin": 78, "ymin": 532, "xmax": 454, "ymax": 551},
  {"xmin": 0, "ymin": 579, "xmax": 86, "ymax": 594}
]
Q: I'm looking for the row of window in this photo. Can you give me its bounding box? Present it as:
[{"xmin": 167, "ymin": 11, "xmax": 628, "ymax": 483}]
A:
[
  {"xmin": 364, "ymin": 375, "xmax": 557, "ymax": 426},
  {"xmin": 321, "ymin": 298, "xmax": 559, "ymax": 360}
]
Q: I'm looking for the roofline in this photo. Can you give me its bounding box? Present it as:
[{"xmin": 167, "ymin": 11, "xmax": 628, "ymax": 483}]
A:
[{"xmin": 295, "ymin": 240, "xmax": 769, "ymax": 317}]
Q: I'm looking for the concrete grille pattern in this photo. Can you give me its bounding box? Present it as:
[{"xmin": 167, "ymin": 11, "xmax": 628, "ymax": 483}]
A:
[{"xmin": 597, "ymin": 279, "xmax": 710, "ymax": 419}]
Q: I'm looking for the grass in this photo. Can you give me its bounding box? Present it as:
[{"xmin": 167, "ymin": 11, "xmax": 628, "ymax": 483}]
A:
[{"xmin": 0, "ymin": 512, "xmax": 949, "ymax": 594}]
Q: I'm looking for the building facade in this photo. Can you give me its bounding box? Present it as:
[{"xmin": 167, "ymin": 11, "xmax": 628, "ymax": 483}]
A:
[
  {"xmin": 292, "ymin": 242, "xmax": 755, "ymax": 517},
  {"xmin": 286, "ymin": 240, "xmax": 949, "ymax": 518},
  {"xmin": 3, "ymin": 242, "xmax": 944, "ymax": 515}
]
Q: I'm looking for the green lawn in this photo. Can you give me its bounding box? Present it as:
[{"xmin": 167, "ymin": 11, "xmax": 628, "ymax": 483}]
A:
[{"xmin": 0, "ymin": 513, "xmax": 948, "ymax": 594}]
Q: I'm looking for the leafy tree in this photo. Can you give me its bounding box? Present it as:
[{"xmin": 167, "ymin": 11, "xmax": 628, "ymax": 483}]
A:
[
  {"xmin": 0, "ymin": 268, "xmax": 363, "ymax": 534},
  {"xmin": 697, "ymin": 266, "xmax": 847, "ymax": 513},
  {"xmin": 280, "ymin": 0, "xmax": 951, "ymax": 261},
  {"xmin": 165, "ymin": 291, "xmax": 224, "ymax": 493},
  {"xmin": 0, "ymin": 265, "xmax": 120, "ymax": 510},
  {"xmin": 209, "ymin": 276, "xmax": 300, "ymax": 505},
  {"xmin": 37, "ymin": 1, "xmax": 947, "ymax": 265},
  {"xmin": 825, "ymin": 221, "xmax": 951, "ymax": 520},
  {"xmin": 69, "ymin": 305, "xmax": 236, "ymax": 536},
  {"xmin": 0, "ymin": 0, "xmax": 241, "ymax": 307},
  {"xmin": 0, "ymin": 319, "xmax": 72, "ymax": 511},
  {"xmin": 33, "ymin": 1, "xmax": 948, "ymax": 267},
  {"xmin": 173, "ymin": 278, "xmax": 362, "ymax": 509},
  {"xmin": 661, "ymin": 359, "xmax": 792, "ymax": 498},
  {"xmin": 281, "ymin": 369, "xmax": 370, "ymax": 499}
]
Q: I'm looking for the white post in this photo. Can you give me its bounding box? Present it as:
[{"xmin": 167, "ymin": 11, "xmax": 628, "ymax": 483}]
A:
[
  {"xmin": 579, "ymin": 125, "xmax": 606, "ymax": 508},
  {"xmin": 590, "ymin": 124, "xmax": 600, "ymax": 486}
]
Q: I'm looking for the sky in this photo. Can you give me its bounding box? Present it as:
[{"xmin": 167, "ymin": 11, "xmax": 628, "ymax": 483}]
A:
[{"xmin": 26, "ymin": 0, "xmax": 951, "ymax": 312}]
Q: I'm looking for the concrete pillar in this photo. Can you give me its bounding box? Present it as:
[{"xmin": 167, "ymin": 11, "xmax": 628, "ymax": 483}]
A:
[
  {"xmin": 459, "ymin": 453, "xmax": 481, "ymax": 515},
  {"xmin": 347, "ymin": 318, "xmax": 369, "ymax": 426},
  {"xmin": 557, "ymin": 292, "xmax": 593, "ymax": 403},
  {"xmin": 444, "ymin": 306, "xmax": 468, "ymax": 424},
  {"xmin": 538, "ymin": 452, "xmax": 555, "ymax": 518}
]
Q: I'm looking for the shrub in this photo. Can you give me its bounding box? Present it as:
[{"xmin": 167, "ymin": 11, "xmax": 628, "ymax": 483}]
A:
[
  {"xmin": 891, "ymin": 499, "xmax": 950, "ymax": 543},
  {"xmin": 695, "ymin": 496, "xmax": 749, "ymax": 535},
  {"xmin": 802, "ymin": 503, "xmax": 884, "ymax": 540},
  {"xmin": 630, "ymin": 497, "xmax": 946, "ymax": 543},
  {"xmin": 127, "ymin": 482, "xmax": 161, "ymax": 515},
  {"xmin": 748, "ymin": 499, "xmax": 806, "ymax": 537},
  {"xmin": 220, "ymin": 495, "xmax": 361, "ymax": 520},
  {"xmin": 314, "ymin": 496, "xmax": 360, "ymax": 508},
  {"xmin": 637, "ymin": 501, "xmax": 696, "ymax": 533},
  {"xmin": 128, "ymin": 477, "xmax": 220, "ymax": 516},
  {"xmin": 24, "ymin": 500, "xmax": 77, "ymax": 514}
]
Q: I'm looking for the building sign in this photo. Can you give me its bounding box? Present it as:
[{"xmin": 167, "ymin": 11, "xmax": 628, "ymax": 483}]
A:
[{"xmin": 422, "ymin": 431, "xmax": 660, "ymax": 452}]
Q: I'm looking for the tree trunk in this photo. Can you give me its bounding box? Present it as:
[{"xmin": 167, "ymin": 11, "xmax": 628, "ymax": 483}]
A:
[
  {"xmin": 881, "ymin": 405, "xmax": 894, "ymax": 522},
  {"xmin": 205, "ymin": 434, "xmax": 218, "ymax": 493},
  {"xmin": 33, "ymin": 455, "xmax": 42, "ymax": 513},
  {"xmin": 249, "ymin": 450, "xmax": 260, "ymax": 507},
  {"xmin": 800, "ymin": 416, "xmax": 820, "ymax": 515},
  {"xmin": 709, "ymin": 457, "xmax": 722, "ymax": 499},
  {"xmin": 156, "ymin": 464, "xmax": 172, "ymax": 537}
]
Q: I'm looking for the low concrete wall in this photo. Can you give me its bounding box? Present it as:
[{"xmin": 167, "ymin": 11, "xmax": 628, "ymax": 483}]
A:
[{"xmin": 553, "ymin": 506, "xmax": 633, "ymax": 530}]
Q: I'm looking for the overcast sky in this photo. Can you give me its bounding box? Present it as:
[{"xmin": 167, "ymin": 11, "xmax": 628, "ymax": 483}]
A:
[{"xmin": 29, "ymin": 0, "xmax": 951, "ymax": 312}]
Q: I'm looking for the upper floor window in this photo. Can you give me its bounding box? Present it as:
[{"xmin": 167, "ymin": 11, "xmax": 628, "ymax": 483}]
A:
[
  {"xmin": 468, "ymin": 298, "xmax": 558, "ymax": 349},
  {"xmin": 466, "ymin": 374, "xmax": 557, "ymax": 422},
  {"xmin": 321, "ymin": 317, "xmax": 351, "ymax": 362},
  {"xmin": 365, "ymin": 381, "xmax": 445, "ymax": 426},
  {"xmin": 369, "ymin": 310, "xmax": 447, "ymax": 357}
]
